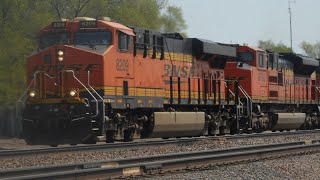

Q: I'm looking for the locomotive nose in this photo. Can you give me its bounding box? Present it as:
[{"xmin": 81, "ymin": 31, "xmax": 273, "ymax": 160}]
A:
[{"xmin": 31, "ymin": 45, "xmax": 102, "ymax": 74}]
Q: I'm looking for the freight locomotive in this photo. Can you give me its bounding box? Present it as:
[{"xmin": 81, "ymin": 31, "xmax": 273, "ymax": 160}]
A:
[{"xmin": 18, "ymin": 17, "xmax": 320, "ymax": 145}]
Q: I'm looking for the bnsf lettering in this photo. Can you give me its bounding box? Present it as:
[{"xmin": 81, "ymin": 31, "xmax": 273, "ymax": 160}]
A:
[
  {"xmin": 164, "ymin": 64, "xmax": 223, "ymax": 79},
  {"xmin": 164, "ymin": 64, "xmax": 194, "ymax": 77},
  {"xmin": 116, "ymin": 59, "xmax": 129, "ymax": 72}
]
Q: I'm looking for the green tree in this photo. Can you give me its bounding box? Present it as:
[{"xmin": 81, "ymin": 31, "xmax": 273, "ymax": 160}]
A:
[
  {"xmin": 49, "ymin": 0, "xmax": 102, "ymax": 19},
  {"xmin": 0, "ymin": 0, "xmax": 55, "ymax": 106},
  {"xmin": 106, "ymin": 0, "xmax": 163, "ymax": 30},
  {"xmin": 300, "ymin": 41, "xmax": 320, "ymax": 58},
  {"xmin": 258, "ymin": 40, "xmax": 292, "ymax": 53},
  {"xmin": 160, "ymin": 5, "xmax": 187, "ymax": 35},
  {"xmin": 47, "ymin": 0, "xmax": 169, "ymax": 31}
]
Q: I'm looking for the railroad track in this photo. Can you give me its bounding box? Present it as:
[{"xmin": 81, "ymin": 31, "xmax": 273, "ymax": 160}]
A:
[
  {"xmin": 0, "ymin": 138, "xmax": 197, "ymax": 157},
  {"xmin": 1, "ymin": 129, "xmax": 320, "ymax": 157},
  {"xmin": 1, "ymin": 139, "xmax": 320, "ymax": 180}
]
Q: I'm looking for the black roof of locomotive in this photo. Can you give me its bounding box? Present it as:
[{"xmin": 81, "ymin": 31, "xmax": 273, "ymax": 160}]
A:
[
  {"xmin": 280, "ymin": 53, "xmax": 319, "ymax": 76},
  {"xmin": 280, "ymin": 53, "xmax": 319, "ymax": 66},
  {"xmin": 131, "ymin": 27, "xmax": 237, "ymax": 61},
  {"xmin": 191, "ymin": 38, "xmax": 237, "ymax": 58}
]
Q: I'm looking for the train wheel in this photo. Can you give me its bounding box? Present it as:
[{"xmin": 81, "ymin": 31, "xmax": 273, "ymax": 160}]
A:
[
  {"xmin": 208, "ymin": 123, "xmax": 216, "ymax": 136},
  {"xmin": 219, "ymin": 126, "xmax": 226, "ymax": 135},
  {"xmin": 105, "ymin": 130, "xmax": 115, "ymax": 143},
  {"xmin": 124, "ymin": 129, "xmax": 134, "ymax": 142},
  {"xmin": 230, "ymin": 119, "xmax": 238, "ymax": 135}
]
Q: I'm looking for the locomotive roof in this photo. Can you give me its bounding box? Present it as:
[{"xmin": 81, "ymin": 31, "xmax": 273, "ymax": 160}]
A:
[
  {"xmin": 100, "ymin": 20, "xmax": 135, "ymax": 36},
  {"xmin": 280, "ymin": 53, "xmax": 319, "ymax": 76},
  {"xmin": 247, "ymin": 46, "xmax": 265, "ymax": 52},
  {"xmin": 192, "ymin": 38, "xmax": 237, "ymax": 58},
  {"xmin": 280, "ymin": 53, "xmax": 319, "ymax": 67}
]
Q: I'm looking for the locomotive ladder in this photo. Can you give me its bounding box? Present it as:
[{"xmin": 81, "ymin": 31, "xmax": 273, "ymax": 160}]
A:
[
  {"xmin": 238, "ymin": 85, "xmax": 253, "ymax": 130},
  {"xmin": 224, "ymin": 82, "xmax": 244, "ymax": 115},
  {"xmin": 87, "ymin": 71, "xmax": 105, "ymax": 136}
]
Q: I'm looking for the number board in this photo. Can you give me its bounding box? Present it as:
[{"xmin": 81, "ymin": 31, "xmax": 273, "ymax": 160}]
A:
[
  {"xmin": 52, "ymin": 22, "xmax": 66, "ymax": 29},
  {"xmin": 79, "ymin": 21, "xmax": 97, "ymax": 28}
]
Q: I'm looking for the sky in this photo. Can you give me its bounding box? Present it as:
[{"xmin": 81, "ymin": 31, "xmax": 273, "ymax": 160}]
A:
[{"xmin": 169, "ymin": 0, "xmax": 320, "ymax": 54}]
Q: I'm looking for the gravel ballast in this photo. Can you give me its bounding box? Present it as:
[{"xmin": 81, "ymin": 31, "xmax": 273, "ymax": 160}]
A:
[
  {"xmin": 143, "ymin": 152, "xmax": 320, "ymax": 180},
  {"xmin": 1, "ymin": 133, "xmax": 320, "ymax": 170}
]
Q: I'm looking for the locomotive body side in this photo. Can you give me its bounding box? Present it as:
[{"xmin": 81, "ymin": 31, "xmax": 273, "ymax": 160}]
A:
[
  {"xmin": 225, "ymin": 45, "xmax": 320, "ymax": 132},
  {"xmin": 103, "ymin": 30, "xmax": 238, "ymax": 141},
  {"xmin": 21, "ymin": 18, "xmax": 238, "ymax": 145},
  {"xmin": 21, "ymin": 18, "xmax": 320, "ymax": 146}
]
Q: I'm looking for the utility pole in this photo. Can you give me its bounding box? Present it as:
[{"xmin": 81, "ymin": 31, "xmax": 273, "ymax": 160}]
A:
[{"xmin": 288, "ymin": 0, "xmax": 296, "ymax": 51}]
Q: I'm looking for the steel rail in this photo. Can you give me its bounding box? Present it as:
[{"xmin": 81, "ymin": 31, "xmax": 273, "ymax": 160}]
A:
[
  {"xmin": 0, "ymin": 138, "xmax": 197, "ymax": 157},
  {"xmin": 1, "ymin": 140, "xmax": 320, "ymax": 180},
  {"xmin": 1, "ymin": 129, "xmax": 320, "ymax": 157},
  {"xmin": 215, "ymin": 129, "xmax": 320, "ymax": 140}
]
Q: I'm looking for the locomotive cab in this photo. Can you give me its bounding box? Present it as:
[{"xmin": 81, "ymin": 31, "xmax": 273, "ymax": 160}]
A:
[{"xmin": 20, "ymin": 17, "xmax": 136, "ymax": 145}]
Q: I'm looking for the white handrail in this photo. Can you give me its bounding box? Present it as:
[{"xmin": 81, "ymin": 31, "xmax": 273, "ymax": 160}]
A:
[
  {"xmin": 62, "ymin": 70, "xmax": 99, "ymax": 118},
  {"xmin": 17, "ymin": 71, "xmax": 56, "ymax": 106},
  {"xmin": 32, "ymin": 71, "xmax": 56, "ymax": 88},
  {"xmin": 87, "ymin": 71, "xmax": 104, "ymax": 101},
  {"xmin": 224, "ymin": 82, "xmax": 243, "ymax": 108},
  {"xmin": 238, "ymin": 85, "xmax": 252, "ymax": 121},
  {"xmin": 16, "ymin": 71, "xmax": 57, "ymax": 123}
]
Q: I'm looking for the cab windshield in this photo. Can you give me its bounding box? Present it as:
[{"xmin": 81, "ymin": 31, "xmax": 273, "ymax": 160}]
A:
[
  {"xmin": 74, "ymin": 31, "xmax": 112, "ymax": 45},
  {"xmin": 237, "ymin": 52, "xmax": 254, "ymax": 62},
  {"xmin": 39, "ymin": 32, "xmax": 70, "ymax": 49}
]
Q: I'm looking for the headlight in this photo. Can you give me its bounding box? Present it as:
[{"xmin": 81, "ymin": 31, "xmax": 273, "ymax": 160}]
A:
[
  {"xmin": 58, "ymin": 50, "xmax": 64, "ymax": 56},
  {"xmin": 29, "ymin": 91, "xmax": 36, "ymax": 97},
  {"xmin": 57, "ymin": 50, "xmax": 64, "ymax": 62},
  {"xmin": 69, "ymin": 90, "xmax": 77, "ymax": 97}
]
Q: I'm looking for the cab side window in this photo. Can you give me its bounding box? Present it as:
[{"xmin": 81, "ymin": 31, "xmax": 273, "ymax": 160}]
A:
[
  {"xmin": 118, "ymin": 32, "xmax": 131, "ymax": 51},
  {"xmin": 258, "ymin": 54, "xmax": 264, "ymax": 67},
  {"xmin": 273, "ymin": 54, "xmax": 278, "ymax": 70}
]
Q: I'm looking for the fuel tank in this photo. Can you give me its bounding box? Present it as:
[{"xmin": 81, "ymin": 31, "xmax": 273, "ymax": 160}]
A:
[
  {"xmin": 271, "ymin": 113, "xmax": 306, "ymax": 130},
  {"xmin": 148, "ymin": 112, "xmax": 206, "ymax": 138}
]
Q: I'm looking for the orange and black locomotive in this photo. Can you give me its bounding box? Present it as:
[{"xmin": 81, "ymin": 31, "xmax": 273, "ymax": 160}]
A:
[{"xmin": 19, "ymin": 17, "xmax": 320, "ymax": 145}]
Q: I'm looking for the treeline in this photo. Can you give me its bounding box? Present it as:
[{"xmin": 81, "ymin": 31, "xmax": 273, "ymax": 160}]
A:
[
  {"xmin": 258, "ymin": 40, "xmax": 320, "ymax": 58},
  {"xmin": 0, "ymin": 0, "xmax": 186, "ymax": 107}
]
